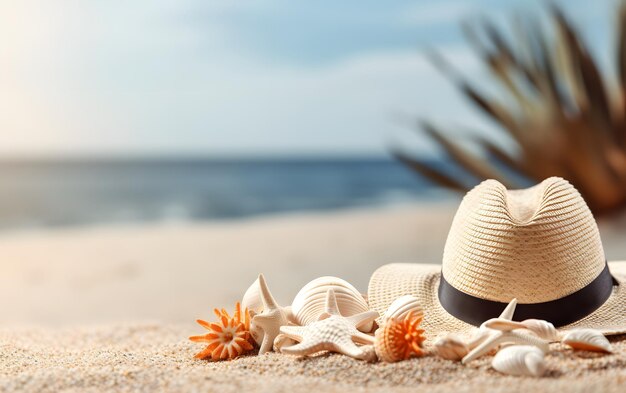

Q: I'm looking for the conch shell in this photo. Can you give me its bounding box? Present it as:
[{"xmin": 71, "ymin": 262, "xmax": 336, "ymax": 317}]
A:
[
  {"xmin": 382, "ymin": 295, "xmax": 424, "ymax": 323},
  {"xmin": 374, "ymin": 311, "xmax": 426, "ymax": 362},
  {"xmin": 432, "ymin": 333, "xmax": 469, "ymax": 361},
  {"xmin": 561, "ymin": 329, "xmax": 612, "ymax": 353},
  {"xmin": 291, "ymin": 276, "xmax": 372, "ymax": 331},
  {"xmin": 491, "ymin": 345, "xmax": 546, "ymax": 377}
]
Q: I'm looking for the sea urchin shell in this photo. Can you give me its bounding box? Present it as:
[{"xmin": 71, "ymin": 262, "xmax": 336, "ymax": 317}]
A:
[
  {"xmin": 374, "ymin": 311, "xmax": 426, "ymax": 362},
  {"xmin": 190, "ymin": 302, "xmax": 254, "ymax": 361}
]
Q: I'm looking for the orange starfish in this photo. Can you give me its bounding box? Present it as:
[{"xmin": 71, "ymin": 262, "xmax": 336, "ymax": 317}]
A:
[{"xmin": 190, "ymin": 302, "xmax": 253, "ymax": 361}]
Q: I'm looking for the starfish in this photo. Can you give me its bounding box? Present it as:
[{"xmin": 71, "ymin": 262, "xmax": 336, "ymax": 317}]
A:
[
  {"xmin": 462, "ymin": 298, "xmax": 550, "ymax": 363},
  {"xmin": 250, "ymin": 274, "xmax": 290, "ymax": 355},
  {"xmin": 279, "ymin": 289, "xmax": 379, "ymax": 361}
]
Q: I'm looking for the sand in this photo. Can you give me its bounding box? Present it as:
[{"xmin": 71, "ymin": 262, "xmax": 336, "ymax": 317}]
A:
[
  {"xmin": 1, "ymin": 203, "xmax": 625, "ymax": 392},
  {"xmin": 2, "ymin": 325, "xmax": 625, "ymax": 392}
]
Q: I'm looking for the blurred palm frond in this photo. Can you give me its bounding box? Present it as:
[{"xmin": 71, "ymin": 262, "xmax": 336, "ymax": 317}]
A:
[{"xmin": 395, "ymin": 4, "xmax": 626, "ymax": 216}]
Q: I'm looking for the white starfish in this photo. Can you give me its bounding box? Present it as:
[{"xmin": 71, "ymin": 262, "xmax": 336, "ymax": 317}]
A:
[
  {"xmin": 279, "ymin": 289, "xmax": 379, "ymax": 361},
  {"xmin": 462, "ymin": 298, "xmax": 550, "ymax": 364},
  {"xmin": 250, "ymin": 274, "xmax": 290, "ymax": 355}
]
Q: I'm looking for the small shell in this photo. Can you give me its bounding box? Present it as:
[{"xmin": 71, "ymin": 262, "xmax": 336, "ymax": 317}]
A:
[
  {"xmin": 242, "ymin": 277, "xmax": 264, "ymax": 315},
  {"xmin": 374, "ymin": 312, "xmax": 426, "ymax": 362},
  {"xmin": 433, "ymin": 333, "xmax": 469, "ymax": 361},
  {"xmin": 273, "ymin": 333, "xmax": 297, "ymax": 352},
  {"xmin": 561, "ymin": 329, "xmax": 612, "ymax": 353},
  {"xmin": 492, "ymin": 345, "xmax": 546, "ymax": 377},
  {"xmin": 382, "ymin": 295, "xmax": 424, "ymax": 323},
  {"xmin": 521, "ymin": 319, "xmax": 559, "ymax": 341},
  {"xmin": 291, "ymin": 276, "xmax": 372, "ymax": 331}
]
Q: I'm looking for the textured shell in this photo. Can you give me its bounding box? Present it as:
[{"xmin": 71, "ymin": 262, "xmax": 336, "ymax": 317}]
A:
[
  {"xmin": 242, "ymin": 277, "xmax": 264, "ymax": 315},
  {"xmin": 521, "ymin": 319, "xmax": 559, "ymax": 341},
  {"xmin": 291, "ymin": 276, "xmax": 371, "ymax": 331},
  {"xmin": 561, "ymin": 329, "xmax": 612, "ymax": 353},
  {"xmin": 433, "ymin": 333, "xmax": 469, "ymax": 361},
  {"xmin": 382, "ymin": 295, "xmax": 424, "ymax": 323},
  {"xmin": 374, "ymin": 313, "xmax": 426, "ymax": 362},
  {"xmin": 492, "ymin": 345, "xmax": 546, "ymax": 377}
]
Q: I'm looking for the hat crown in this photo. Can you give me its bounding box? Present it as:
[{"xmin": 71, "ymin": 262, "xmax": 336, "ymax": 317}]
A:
[{"xmin": 442, "ymin": 177, "xmax": 605, "ymax": 303}]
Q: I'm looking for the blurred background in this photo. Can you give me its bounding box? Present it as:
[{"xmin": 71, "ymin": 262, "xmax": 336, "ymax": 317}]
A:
[{"xmin": 0, "ymin": 0, "xmax": 623, "ymax": 326}]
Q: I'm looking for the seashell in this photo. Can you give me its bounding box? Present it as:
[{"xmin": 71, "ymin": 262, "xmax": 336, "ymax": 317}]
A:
[
  {"xmin": 520, "ymin": 319, "xmax": 559, "ymax": 341},
  {"xmin": 482, "ymin": 318, "xmax": 559, "ymax": 342},
  {"xmin": 273, "ymin": 333, "xmax": 297, "ymax": 352},
  {"xmin": 492, "ymin": 345, "xmax": 546, "ymax": 377},
  {"xmin": 433, "ymin": 333, "xmax": 469, "ymax": 361},
  {"xmin": 291, "ymin": 276, "xmax": 372, "ymax": 331},
  {"xmin": 374, "ymin": 311, "xmax": 426, "ymax": 362},
  {"xmin": 382, "ymin": 295, "xmax": 424, "ymax": 323},
  {"xmin": 189, "ymin": 302, "xmax": 254, "ymax": 361},
  {"xmin": 242, "ymin": 277, "xmax": 264, "ymax": 315},
  {"xmin": 561, "ymin": 329, "xmax": 612, "ymax": 353}
]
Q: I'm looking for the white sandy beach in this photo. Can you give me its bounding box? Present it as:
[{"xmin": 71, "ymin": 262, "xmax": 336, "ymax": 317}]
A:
[{"xmin": 1, "ymin": 203, "xmax": 625, "ymax": 392}]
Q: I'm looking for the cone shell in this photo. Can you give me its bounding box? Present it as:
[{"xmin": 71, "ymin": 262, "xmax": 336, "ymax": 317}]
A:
[
  {"xmin": 561, "ymin": 329, "xmax": 612, "ymax": 353},
  {"xmin": 291, "ymin": 276, "xmax": 372, "ymax": 331},
  {"xmin": 492, "ymin": 345, "xmax": 546, "ymax": 377},
  {"xmin": 433, "ymin": 333, "xmax": 469, "ymax": 361},
  {"xmin": 382, "ymin": 295, "xmax": 424, "ymax": 323},
  {"xmin": 521, "ymin": 319, "xmax": 559, "ymax": 341}
]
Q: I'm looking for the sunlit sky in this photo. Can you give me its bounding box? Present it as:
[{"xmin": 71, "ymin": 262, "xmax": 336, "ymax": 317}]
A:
[{"xmin": 0, "ymin": 0, "xmax": 607, "ymax": 158}]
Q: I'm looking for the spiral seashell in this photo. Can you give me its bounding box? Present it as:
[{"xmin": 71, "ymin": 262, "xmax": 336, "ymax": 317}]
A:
[
  {"xmin": 382, "ymin": 295, "xmax": 424, "ymax": 323},
  {"xmin": 520, "ymin": 319, "xmax": 559, "ymax": 341},
  {"xmin": 433, "ymin": 333, "xmax": 469, "ymax": 361},
  {"xmin": 491, "ymin": 345, "xmax": 546, "ymax": 377},
  {"xmin": 242, "ymin": 277, "xmax": 264, "ymax": 315},
  {"xmin": 561, "ymin": 329, "xmax": 612, "ymax": 353},
  {"xmin": 291, "ymin": 276, "xmax": 372, "ymax": 331},
  {"xmin": 374, "ymin": 311, "xmax": 426, "ymax": 362}
]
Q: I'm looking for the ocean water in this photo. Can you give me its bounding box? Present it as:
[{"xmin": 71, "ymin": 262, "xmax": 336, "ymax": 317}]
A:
[{"xmin": 0, "ymin": 158, "xmax": 457, "ymax": 230}]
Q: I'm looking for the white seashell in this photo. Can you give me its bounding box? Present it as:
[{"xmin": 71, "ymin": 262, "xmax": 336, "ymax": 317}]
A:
[
  {"xmin": 521, "ymin": 319, "xmax": 559, "ymax": 341},
  {"xmin": 382, "ymin": 295, "xmax": 424, "ymax": 323},
  {"xmin": 291, "ymin": 276, "xmax": 372, "ymax": 331},
  {"xmin": 492, "ymin": 345, "xmax": 546, "ymax": 377},
  {"xmin": 433, "ymin": 333, "xmax": 469, "ymax": 361},
  {"xmin": 561, "ymin": 329, "xmax": 612, "ymax": 353},
  {"xmin": 273, "ymin": 333, "xmax": 297, "ymax": 352},
  {"xmin": 242, "ymin": 277, "xmax": 264, "ymax": 315}
]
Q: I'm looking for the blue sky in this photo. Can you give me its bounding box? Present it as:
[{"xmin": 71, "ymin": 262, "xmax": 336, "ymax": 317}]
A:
[{"xmin": 0, "ymin": 0, "xmax": 609, "ymax": 157}]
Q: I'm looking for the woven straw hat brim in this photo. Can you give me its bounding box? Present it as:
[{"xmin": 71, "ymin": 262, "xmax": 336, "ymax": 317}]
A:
[{"xmin": 368, "ymin": 261, "xmax": 626, "ymax": 338}]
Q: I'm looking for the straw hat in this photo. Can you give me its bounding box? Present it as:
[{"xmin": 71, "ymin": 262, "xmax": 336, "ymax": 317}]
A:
[{"xmin": 368, "ymin": 177, "xmax": 626, "ymax": 336}]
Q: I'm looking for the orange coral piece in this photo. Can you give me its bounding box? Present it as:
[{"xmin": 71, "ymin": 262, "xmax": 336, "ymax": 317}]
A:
[
  {"xmin": 190, "ymin": 302, "xmax": 253, "ymax": 361},
  {"xmin": 375, "ymin": 311, "xmax": 426, "ymax": 362}
]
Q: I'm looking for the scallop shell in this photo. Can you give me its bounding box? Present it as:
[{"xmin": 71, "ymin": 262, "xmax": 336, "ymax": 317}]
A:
[
  {"xmin": 433, "ymin": 333, "xmax": 469, "ymax": 361},
  {"xmin": 242, "ymin": 277, "xmax": 264, "ymax": 315},
  {"xmin": 382, "ymin": 295, "xmax": 424, "ymax": 323},
  {"xmin": 521, "ymin": 319, "xmax": 559, "ymax": 341},
  {"xmin": 491, "ymin": 345, "xmax": 546, "ymax": 377},
  {"xmin": 561, "ymin": 329, "xmax": 612, "ymax": 353},
  {"xmin": 291, "ymin": 276, "xmax": 372, "ymax": 331},
  {"xmin": 374, "ymin": 311, "xmax": 426, "ymax": 362}
]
